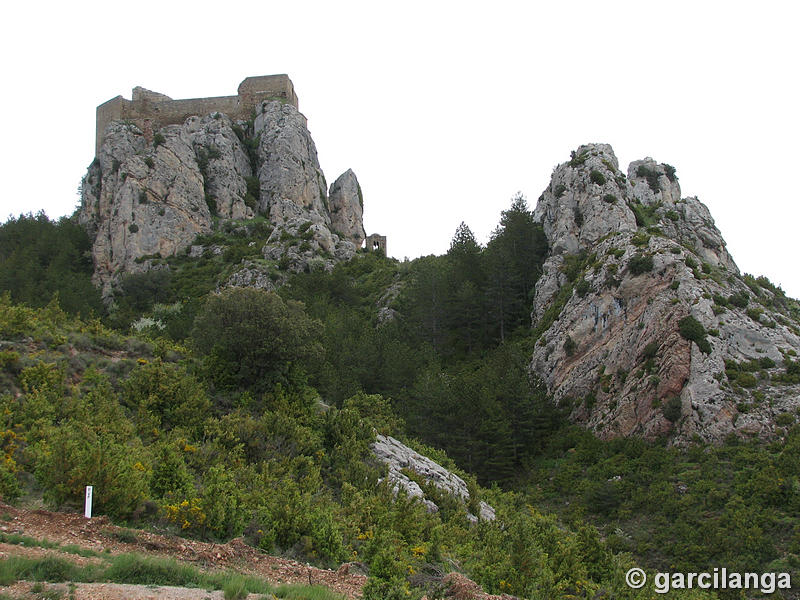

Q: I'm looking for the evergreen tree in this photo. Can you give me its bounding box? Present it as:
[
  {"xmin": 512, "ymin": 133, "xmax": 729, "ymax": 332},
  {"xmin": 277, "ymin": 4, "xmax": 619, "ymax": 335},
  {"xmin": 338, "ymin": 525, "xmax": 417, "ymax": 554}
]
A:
[
  {"xmin": 484, "ymin": 194, "xmax": 548, "ymax": 339},
  {"xmin": 0, "ymin": 212, "xmax": 103, "ymax": 316}
]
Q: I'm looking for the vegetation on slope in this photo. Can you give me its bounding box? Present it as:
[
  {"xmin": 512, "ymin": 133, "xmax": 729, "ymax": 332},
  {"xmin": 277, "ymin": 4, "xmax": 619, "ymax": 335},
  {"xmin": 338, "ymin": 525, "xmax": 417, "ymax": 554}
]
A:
[{"xmin": 2, "ymin": 196, "xmax": 799, "ymax": 598}]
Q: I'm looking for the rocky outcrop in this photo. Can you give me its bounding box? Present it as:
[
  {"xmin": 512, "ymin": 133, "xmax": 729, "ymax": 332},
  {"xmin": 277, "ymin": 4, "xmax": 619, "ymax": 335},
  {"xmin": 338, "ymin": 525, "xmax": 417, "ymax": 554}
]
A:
[
  {"xmin": 187, "ymin": 113, "xmax": 254, "ymax": 221},
  {"xmin": 80, "ymin": 100, "xmax": 365, "ymax": 296},
  {"xmin": 80, "ymin": 120, "xmax": 213, "ymax": 296},
  {"xmin": 530, "ymin": 143, "xmax": 800, "ymax": 444},
  {"xmin": 329, "ymin": 169, "xmax": 366, "ymax": 246},
  {"xmin": 253, "ymin": 102, "xmax": 329, "ymax": 225},
  {"xmin": 371, "ymin": 434, "xmax": 495, "ymax": 522}
]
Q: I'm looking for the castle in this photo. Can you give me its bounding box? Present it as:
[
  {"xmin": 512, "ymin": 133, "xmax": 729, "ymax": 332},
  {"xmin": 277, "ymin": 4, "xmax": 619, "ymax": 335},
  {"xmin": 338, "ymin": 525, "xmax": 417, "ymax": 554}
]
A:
[
  {"xmin": 95, "ymin": 74, "xmax": 298, "ymax": 155},
  {"xmin": 93, "ymin": 74, "xmax": 386, "ymax": 255}
]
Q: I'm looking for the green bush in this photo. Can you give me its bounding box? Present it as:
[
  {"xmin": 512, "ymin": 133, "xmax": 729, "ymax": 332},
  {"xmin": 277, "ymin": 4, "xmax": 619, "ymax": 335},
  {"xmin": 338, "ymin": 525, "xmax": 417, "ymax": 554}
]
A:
[
  {"xmin": 589, "ymin": 170, "xmax": 606, "ymax": 185},
  {"xmin": 564, "ymin": 336, "xmax": 577, "ymax": 356},
  {"xmin": 554, "ymin": 184, "xmax": 567, "ymax": 198},
  {"xmin": 678, "ymin": 315, "xmax": 711, "ymax": 354},
  {"xmin": 0, "ymin": 462, "xmax": 20, "ymax": 502},
  {"xmin": 573, "ymin": 207, "xmax": 584, "ymax": 227},
  {"xmin": 33, "ymin": 423, "xmax": 149, "ymax": 518},
  {"xmin": 636, "ymin": 164, "xmax": 661, "ymax": 192},
  {"xmin": 736, "ymin": 372, "xmax": 757, "ymax": 388},
  {"xmin": 602, "ymin": 194, "xmax": 617, "ymax": 204},
  {"xmin": 191, "ymin": 288, "xmax": 322, "ymax": 391},
  {"xmin": 628, "ymin": 254, "xmax": 653, "ymax": 275},
  {"xmin": 641, "ymin": 341, "xmax": 658, "ymax": 360},
  {"xmin": 575, "ymin": 278, "xmax": 591, "ymax": 298},
  {"xmin": 122, "ymin": 359, "xmax": 210, "ymax": 435},
  {"xmin": 728, "ymin": 291, "xmax": 749, "ymax": 308},
  {"xmin": 663, "ymin": 396, "xmax": 682, "ymax": 422}
]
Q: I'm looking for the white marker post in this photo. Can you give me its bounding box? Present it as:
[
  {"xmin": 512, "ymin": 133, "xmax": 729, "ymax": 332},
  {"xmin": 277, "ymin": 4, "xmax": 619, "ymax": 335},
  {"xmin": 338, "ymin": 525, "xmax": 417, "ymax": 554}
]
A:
[{"xmin": 84, "ymin": 486, "xmax": 93, "ymax": 519}]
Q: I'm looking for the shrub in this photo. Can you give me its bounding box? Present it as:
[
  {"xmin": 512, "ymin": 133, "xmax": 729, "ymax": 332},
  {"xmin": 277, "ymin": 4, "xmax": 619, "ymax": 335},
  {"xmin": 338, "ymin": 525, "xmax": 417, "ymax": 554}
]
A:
[
  {"xmin": 663, "ymin": 396, "xmax": 682, "ymax": 422},
  {"xmin": 190, "ymin": 288, "xmax": 322, "ymax": 391},
  {"xmin": 0, "ymin": 462, "xmax": 20, "ymax": 502},
  {"xmin": 628, "ymin": 254, "xmax": 653, "ymax": 275},
  {"xmin": 33, "ymin": 422, "xmax": 149, "ymax": 519},
  {"xmin": 728, "ymin": 292, "xmax": 749, "ymax": 308},
  {"xmin": 569, "ymin": 150, "xmax": 588, "ymax": 167},
  {"xmin": 575, "ymin": 278, "xmax": 591, "ymax": 298},
  {"xmin": 564, "ymin": 336, "xmax": 577, "ymax": 356},
  {"xmin": 589, "ymin": 170, "xmax": 606, "ymax": 185},
  {"xmin": 736, "ymin": 372, "xmax": 757, "ymax": 388},
  {"xmin": 205, "ymin": 194, "xmax": 217, "ymax": 216},
  {"xmin": 631, "ymin": 232, "xmax": 650, "ymax": 247},
  {"xmin": 746, "ymin": 307, "xmax": 763, "ymax": 322},
  {"xmin": 153, "ymin": 133, "xmax": 166, "ymax": 147},
  {"xmin": 636, "ymin": 164, "xmax": 661, "ymax": 192},
  {"xmin": 603, "ymin": 194, "xmax": 617, "ymax": 204},
  {"xmin": 678, "ymin": 315, "xmax": 711, "ymax": 354},
  {"xmin": 561, "ymin": 251, "xmax": 587, "ymax": 282},
  {"xmin": 123, "ymin": 359, "xmax": 211, "ymax": 435},
  {"xmin": 128, "ymin": 223, "xmax": 139, "ymax": 234},
  {"xmin": 641, "ymin": 341, "xmax": 659, "ymax": 360},
  {"xmin": 573, "ymin": 207, "xmax": 584, "ymax": 227},
  {"xmin": 554, "ymin": 184, "xmax": 567, "ymax": 198}
]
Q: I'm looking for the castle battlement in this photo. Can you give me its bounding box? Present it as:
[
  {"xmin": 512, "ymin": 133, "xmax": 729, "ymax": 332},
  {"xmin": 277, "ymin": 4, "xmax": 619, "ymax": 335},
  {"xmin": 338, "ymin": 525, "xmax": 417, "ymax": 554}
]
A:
[{"xmin": 95, "ymin": 74, "xmax": 298, "ymax": 155}]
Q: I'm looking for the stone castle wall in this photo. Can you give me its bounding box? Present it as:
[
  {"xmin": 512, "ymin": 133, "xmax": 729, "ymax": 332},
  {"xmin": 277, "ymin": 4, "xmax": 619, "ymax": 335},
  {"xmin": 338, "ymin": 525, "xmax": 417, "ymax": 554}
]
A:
[{"xmin": 95, "ymin": 74, "xmax": 298, "ymax": 155}]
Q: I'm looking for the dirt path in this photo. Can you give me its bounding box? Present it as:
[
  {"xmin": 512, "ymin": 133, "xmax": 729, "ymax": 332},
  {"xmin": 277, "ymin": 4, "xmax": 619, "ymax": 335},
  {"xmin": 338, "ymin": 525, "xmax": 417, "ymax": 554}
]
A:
[{"xmin": 0, "ymin": 502, "xmax": 365, "ymax": 599}]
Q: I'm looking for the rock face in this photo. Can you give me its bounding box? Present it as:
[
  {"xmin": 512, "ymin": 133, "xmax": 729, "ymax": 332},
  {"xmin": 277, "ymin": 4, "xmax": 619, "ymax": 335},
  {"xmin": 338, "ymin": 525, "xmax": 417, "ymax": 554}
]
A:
[
  {"xmin": 530, "ymin": 143, "xmax": 800, "ymax": 444},
  {"xmin": 371, "ymin": 434, "xmax": 496, "ymax": 522},
  {"xmin": 80, "ymin": 100, "xmax": 365, "ymax": 296},
  {"xmin": 328, "ymin": 169, "xmax": 366, "ymax": 246}
]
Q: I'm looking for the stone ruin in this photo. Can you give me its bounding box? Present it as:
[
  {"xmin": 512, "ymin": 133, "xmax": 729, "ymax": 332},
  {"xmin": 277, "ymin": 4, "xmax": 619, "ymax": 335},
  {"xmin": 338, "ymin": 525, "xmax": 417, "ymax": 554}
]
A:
[{"xmin": 95, "ymin": 75, "xmax": 298, "ymax": 155}]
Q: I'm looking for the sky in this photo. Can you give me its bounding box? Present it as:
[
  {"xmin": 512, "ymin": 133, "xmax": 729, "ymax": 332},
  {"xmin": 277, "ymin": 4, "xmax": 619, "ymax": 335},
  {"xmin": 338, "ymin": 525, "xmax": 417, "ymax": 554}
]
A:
[{"xmin": 2, "ymin": 1, "xmax": 799, "ymax": 296}]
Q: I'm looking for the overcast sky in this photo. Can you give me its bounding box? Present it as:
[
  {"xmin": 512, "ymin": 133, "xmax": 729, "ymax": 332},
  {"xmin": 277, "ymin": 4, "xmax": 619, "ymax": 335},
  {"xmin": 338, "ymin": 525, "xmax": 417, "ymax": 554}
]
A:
[{"xmin": 2, "ymin": 1, "xmax": 799, "ymax": 296}]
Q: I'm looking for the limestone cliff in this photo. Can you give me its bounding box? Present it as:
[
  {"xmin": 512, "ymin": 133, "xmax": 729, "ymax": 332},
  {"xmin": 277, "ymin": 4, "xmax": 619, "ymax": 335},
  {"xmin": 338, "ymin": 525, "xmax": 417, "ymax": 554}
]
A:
[
  {"xmin": 530, "ymin": 144, "xmax": 800, "ymax": 443},
  {"xmin": 80, "ymin": 100, "xmax": 364, "ymax": 296}
]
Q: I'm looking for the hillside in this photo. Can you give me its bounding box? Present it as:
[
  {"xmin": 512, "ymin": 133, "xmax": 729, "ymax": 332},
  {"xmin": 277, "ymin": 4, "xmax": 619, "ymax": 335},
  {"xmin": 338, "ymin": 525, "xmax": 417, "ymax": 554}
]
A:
[{"xmin": 1, "ymin": 77, "xmax": 799, "ymax": 599}]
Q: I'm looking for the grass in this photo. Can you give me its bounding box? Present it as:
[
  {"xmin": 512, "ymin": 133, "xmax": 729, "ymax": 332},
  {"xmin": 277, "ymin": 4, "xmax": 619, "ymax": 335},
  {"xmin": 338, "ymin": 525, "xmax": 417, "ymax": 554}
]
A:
[
  {"xmin": 273, "ymin": 584, "xmax": 347, "ymax": 599},
  {"xmin": 0, "ymin": 533, "xmax": 102, "ymax": 558},
  {"xmin": 0, "ymin": 552, "xmax": 345, "ymax": 599},
  {"xmin": 0, "ymin": 555, "xmax": 98, "ymax": 585}
]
